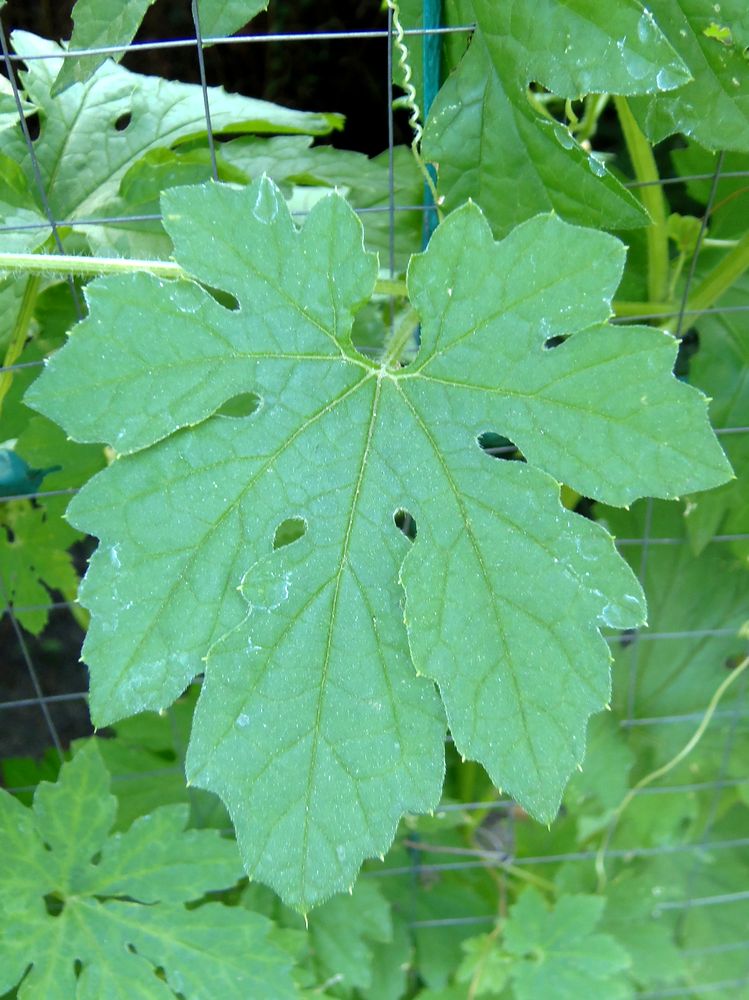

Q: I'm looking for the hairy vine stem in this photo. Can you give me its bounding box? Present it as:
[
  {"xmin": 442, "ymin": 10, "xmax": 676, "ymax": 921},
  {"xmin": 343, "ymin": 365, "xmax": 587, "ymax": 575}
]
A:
[{"xmin": 0, "ymin": 251, "xmax": 408, "ymax": 298}]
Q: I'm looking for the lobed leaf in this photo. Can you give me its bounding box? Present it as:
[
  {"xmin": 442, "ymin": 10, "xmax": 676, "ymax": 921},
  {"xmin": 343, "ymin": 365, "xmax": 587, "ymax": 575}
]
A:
[
  {"xmin": 27, "ymin": 178, "xmax": 731, "ymax": 909},
  {"xmin": 501, "ymin": 890, "xmax": 632, "ymax": 1000}
]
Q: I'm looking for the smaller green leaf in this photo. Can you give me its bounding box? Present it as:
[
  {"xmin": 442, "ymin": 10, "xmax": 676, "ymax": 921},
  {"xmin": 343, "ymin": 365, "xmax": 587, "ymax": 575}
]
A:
[
  {"xmin": 32, "ymin": 742, "xmax": 117, "ymax": 884},
  {"xmin": 0, "ymin": 500, "xmax": 81, "ymax": 634},
  {"xmin": 307, "ymin": 881, "xmax": 392, "ymax": 995},
  {"xmin": 457, "ymin": 934, "xmax": 511, "ymax": 995},
  {"xmin": 502, "ymin": 890, "xmax": 632, "ymax": 1000},
  {"xmin": 16, "ymin": 414, "xmax": 107, "ymax": 503},
  {"xmin": 0, "ymin": 740, "xmax": 296, "ymax": 999}
]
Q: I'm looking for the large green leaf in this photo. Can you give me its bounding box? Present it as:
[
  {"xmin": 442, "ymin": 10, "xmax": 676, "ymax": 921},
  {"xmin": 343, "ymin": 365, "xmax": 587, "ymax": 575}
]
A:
[
  {"xmin": 423, "ymin": 0, "xmax": 689, "ymax": 237},
  {"xmin": 27, "ymin": 179, "xmax": 731, "ymax": 909},
  {"xmin": 52, "ymin": 0, "xmax": 269, "ymax": 96},
  {"xmin": 0, "ymin": 741, "xmax": 296, "ymax": 999},
  {"xmin": 630, "ymin": 0, "xmax": 749, "ymax": 151}
]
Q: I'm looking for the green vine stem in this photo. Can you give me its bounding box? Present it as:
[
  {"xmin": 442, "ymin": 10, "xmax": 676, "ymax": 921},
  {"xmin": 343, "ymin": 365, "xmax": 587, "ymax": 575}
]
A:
[
  {"xmin": 614, "ymin": 96, "xmax": 670, "ymax": 305},
  {"xmin": 595, "ymin": 651, "xmax": 749, "ymax": 892},
  {"xmin": 0, "ymin": 251, "xmax": 409, "ymax": 299}
]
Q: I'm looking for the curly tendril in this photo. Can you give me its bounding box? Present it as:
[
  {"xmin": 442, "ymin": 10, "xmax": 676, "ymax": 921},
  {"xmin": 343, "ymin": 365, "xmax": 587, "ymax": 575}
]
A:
[{"xmin": 385, "ymin": 0, "xmax": 443, "ymax": 222}]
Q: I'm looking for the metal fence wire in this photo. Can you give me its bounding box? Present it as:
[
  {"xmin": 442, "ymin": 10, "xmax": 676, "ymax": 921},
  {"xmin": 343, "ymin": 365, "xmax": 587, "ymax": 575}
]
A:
[{"xmin": 0, "ymin": 4, "xmax": 748, "ymax": 998}]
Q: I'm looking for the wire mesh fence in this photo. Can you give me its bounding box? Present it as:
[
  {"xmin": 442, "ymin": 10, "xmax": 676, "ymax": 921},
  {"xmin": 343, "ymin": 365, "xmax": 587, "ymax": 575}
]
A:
[{"xmin": 1, "ymin": 3, "xmax": 748, "ymax": 997}]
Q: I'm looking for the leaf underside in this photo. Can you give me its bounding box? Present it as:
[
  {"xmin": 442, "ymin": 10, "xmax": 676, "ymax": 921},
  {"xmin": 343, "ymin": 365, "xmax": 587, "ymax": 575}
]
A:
[{"xmin": 27, "ymin": 177, "xmax": 730, "ymax": 909}]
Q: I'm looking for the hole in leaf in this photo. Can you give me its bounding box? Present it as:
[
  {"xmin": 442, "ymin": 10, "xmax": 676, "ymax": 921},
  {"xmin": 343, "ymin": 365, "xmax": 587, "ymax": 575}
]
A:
[
  {"xmin": 215, "ymin": 392, "xmax": 261, "ymax": 418},
  {"xmin": 394, "ymin": 508, "xmax": 417, "ymax": 541},
  {"xmin": 477, "ymin": 432, "xmax": 522, "ymax": 461},
  {"xmin": 24, "ymin": 111, "xmax": 41, "ymax": 141},
  {"xmin": 43, "ymin": 893, "xmax": 65, "ymax": 917},
  {"xmin": 114, "ymin": 112, "xmax": 132, "ymax": 132},
  {"xmin": 543, "ymin": 335, "xmax": 568, "ymax": 349},
  {"xmin": 204, "ymin": 285, "xmax": 240, "ymax": 312},
  {"xmin": 273, "ymin": 516, "xmax": 307, "ymax": 550}
]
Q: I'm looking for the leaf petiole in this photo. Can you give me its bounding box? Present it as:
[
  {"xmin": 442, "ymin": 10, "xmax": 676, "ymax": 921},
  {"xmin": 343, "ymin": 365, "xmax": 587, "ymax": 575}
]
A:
[
  {"xmin": 614, "ymin": 96, "xmax": 670, "ymax": 304},
  {"xmin": 382, "ymin": 306, "xmax": 420, "ymax": 368}
]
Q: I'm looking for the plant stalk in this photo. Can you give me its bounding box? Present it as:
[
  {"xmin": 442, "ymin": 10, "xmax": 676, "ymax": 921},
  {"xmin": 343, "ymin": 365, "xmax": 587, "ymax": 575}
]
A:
[
  {"xmin": 614, "ymin": 96, "xmax": 670, "ymax": 304},
  {"xmin": 662, "ymin": 228, "xmax": 749, "ymax": 333},
  {"xmin": 383, "ymin": 306, "xmax": 420, "ymax": 368}
]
